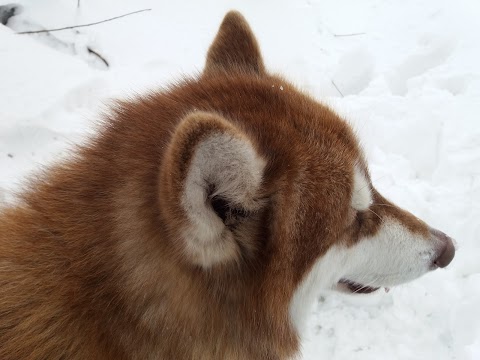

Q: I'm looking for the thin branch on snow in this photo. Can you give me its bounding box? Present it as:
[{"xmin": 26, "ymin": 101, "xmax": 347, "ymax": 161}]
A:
[
  {"xmin": 333, "ymin": 32, "xmax": 366, "ymax": 37},
  {"xmin": 87, "ymin": 47, "xmax": 109, "ymax": 68},
  {"xmin": 16, "ymin": 8, "xmax": 151, "ymax": 35},
  {"xmin": 331, "ymin": 80, "xmax": 344, "ymax": 97}
]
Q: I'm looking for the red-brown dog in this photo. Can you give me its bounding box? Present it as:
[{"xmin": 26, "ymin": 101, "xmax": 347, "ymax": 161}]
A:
[{"xmin": 0, "ymin": 11, "xmax": 454, "ymax": 360}]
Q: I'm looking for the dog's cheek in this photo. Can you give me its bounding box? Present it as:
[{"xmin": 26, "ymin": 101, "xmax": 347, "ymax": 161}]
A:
[{"xmin": 343, "ymin": 208, "xmax": 364, "ymax": 246}]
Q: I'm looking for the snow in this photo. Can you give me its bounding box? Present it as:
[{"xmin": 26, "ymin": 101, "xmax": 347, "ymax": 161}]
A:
[{"xmin": 1, "ymin": 0, "xmax": 479, "ymax": 358}]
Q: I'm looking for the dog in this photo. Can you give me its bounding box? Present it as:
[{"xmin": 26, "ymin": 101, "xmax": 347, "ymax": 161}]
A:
[{"xmin": 0, "ymin": 10, "xmax": 455, "ymax": 360}]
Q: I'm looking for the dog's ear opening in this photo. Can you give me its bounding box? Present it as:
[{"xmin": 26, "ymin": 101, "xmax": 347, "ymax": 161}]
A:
[
  {"xmin": 160, "ymin": 111, "xmax": 266, "ymax": 268},
  {"xmin": 204, "ymin": 11, "xmax": 265, "ymax": 75}
]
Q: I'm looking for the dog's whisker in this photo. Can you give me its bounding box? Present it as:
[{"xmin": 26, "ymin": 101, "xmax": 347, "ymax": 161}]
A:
[
  {"xmin": 373, "ymin": 203, "xmax": 396, "ymax": 208},
  {"xmin": 366, "ymin": 208, "xmax": 383, "ymax": 222}
]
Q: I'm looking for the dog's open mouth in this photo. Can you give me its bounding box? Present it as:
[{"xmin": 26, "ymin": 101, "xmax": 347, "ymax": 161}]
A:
[{"xmin": 338, "ymin": 279, "xmax": 390, "ymax": 294}]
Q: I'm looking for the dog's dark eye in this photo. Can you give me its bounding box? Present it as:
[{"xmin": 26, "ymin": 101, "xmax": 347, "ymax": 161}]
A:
[{"xmin": 355, "ymin": 211, "xmax": 365, "ymax": 227}]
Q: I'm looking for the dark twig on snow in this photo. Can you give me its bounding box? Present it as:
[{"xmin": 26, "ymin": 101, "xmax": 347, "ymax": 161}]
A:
[
  {"xmin": 331, "ymin": 80, "xmax": 344, "ymax": 97},
  {"xmin": 16, "ymin": 8, "xmax": 151, "ymax": 35},
  {"xmin": 87, "ymin": 47, "xmax": 109, "ymax": 68},
  {"xmin": 333, "ymin": 32, "xmax": 366, "ymax": 37}
]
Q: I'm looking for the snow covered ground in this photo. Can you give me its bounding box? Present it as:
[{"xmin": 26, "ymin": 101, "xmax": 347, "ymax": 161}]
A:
[{"xmin": 1, "ymin": 0, "xmax": 479, "ymax": 359}]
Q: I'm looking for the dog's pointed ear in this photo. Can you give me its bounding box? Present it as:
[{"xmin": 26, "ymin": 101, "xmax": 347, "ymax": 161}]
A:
[
  {"xmin": 160, "ymin": 111, "xmax": 266, "ymax": 268},
  {"xmin": 204, "ymin": 11, "xmax": 265, "ymax": 75}
]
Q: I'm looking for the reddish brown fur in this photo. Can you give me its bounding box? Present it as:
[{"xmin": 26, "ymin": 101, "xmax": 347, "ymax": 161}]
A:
[{"xmin": 0, "ymin": 11, "xmax": 431, "ymax": 360}]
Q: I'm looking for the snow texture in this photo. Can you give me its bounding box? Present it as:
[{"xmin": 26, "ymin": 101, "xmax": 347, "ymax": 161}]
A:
[{"xmin": 0, "ymin": 0, "xmax": 479, "ymax": 359}]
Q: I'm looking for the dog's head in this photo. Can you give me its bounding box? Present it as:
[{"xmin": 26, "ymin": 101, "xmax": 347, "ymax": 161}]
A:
[{"xmin": 157, "ymin": 11, "xmax": 454, "ymax": 332}]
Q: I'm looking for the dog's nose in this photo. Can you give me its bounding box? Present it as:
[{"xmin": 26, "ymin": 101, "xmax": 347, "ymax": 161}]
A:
[{"xmin": 431, "ymin": 228, "xmax": 455, "ymax": 268}]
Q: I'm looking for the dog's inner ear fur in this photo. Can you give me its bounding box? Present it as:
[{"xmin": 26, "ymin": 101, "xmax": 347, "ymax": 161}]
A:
[
  {"xmin": 161, "ymin": 111, "xmax": 266, "ymax": 268},
  {"xmin": 204, "ymin": 11, "xmax": 265, "ymax": 75},
  {"xmin": 209, "ymin": 193, "xmax": 250, "ymax": 226}
]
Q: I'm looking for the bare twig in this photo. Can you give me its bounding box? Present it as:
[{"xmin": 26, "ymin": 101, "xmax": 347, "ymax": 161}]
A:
[
  {"xmin": 87, "ymin": 47, "xmax": 109, "ymax": 68},
  {"xmin": 16, "ymin": 8, "xmax": 151, "ymax": 35},
  {"xmin": 333, "ymin": 32, "xmax": 366, "ymax": 37},
  {"xmin": 331, "ymin": 80, "xmax": 344, "ymax": 97},
  {"xmin": 77, "ymin": 0, "xmax": 80, "ymax": 9}
]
